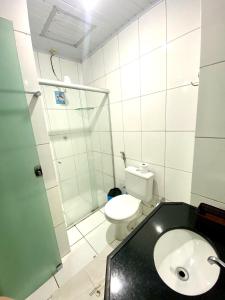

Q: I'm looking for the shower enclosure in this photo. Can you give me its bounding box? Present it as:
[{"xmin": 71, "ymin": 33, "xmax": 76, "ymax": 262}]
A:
[{"xmin": 39, "ymin": 79, "xmax": 115, "ymax": 227}]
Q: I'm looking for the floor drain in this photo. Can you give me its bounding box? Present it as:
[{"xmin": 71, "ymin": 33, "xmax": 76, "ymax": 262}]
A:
[{"xmin": 176, "ymin": 267, "xmax": 189, "ymax": 281}]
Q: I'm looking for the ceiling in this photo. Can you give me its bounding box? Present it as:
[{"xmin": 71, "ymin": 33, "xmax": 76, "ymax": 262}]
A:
[{"xmin": 27, "ymin": 0, "xmax": 157, "ymax": 62}]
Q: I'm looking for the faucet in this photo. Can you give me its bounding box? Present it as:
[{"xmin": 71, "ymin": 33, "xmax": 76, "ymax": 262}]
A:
[{"xmin": 208, "ymin": 256, "xmax": 225, "ymax": 269}]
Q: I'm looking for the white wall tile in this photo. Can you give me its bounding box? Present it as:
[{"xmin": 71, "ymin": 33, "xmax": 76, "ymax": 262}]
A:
[
  {"xmin": 139, "ymin": 1, "xmax": 166, "ymax": 55},
  {"xmin": 103, "ymin": 174, "xmax": 114, "ymax": 193},
  {"xmin": 67, "ymin": 110, "xmax": 83, "ymax": 131},
  {"xmin": 191, "ymin": 193, "xmax": 225, "ymax": 210},
  {"xmin": 37, "ymin": 144, "xmax": 57, "ymax": 189},
  {"xmin": 54, "ymin": 222, "xmax": 70, "ymax": 258},
  {"xmin": 124, "ymin": 132, "xmax": 141, "ymax": 161},
  {"xmin": 91, "ymin": 48, "xmax": 105, "ymax": 81},
  {"xmin": 119, "ymin": 21, "xmax": 139, "ymax": 66},
  {"xmin": 114, "ymin": 156, "xmax": 125, "ymax": 181},
  {"xmin": 48, "ymin": 110, "xmax": 69, "ymax": 132},
  {"xmin": 15, "ymin": 33, "xmax": 49, "ymax": 145},
  {"xmin": 60, "ymin": 58, "xmax": 79, "ymax": 83},
  {"xmin": 51, "ymin": 135, "xmax": 73, "ymax": 159},
  {"xmin": 166, "ymin": 132, "xmax": 195, "ymax": 172},
  {"xmin": 61, "ymin": 178, "xmax": 79, "ymax": 202},
  {"xmin": 165, "ymin": 168, "xmax": 192, "ymax": 203},
  {"xmin": 167, "ymin": 29, "xmax": 200, "ymax": 89},
  {"xmin": 106, "ymin": 69, "xmax": 122, "ymax": 103},
  {"xmin": 75, "ymin": 153, "xmax": 89, "ymax": 176},
  {"xmin": 112, "ymin": 132, "xmax": 124, "ymax": 156},
  {"xmin": 103, "ymin": 36, "xmax": 120, "ymax": 74},
  {"xmin": 121, "ymin": 60, "xmax": 140, "ymax": 100},
  {"xmin": 82, "ymin": 57, "xmax": 93, "ymax": 84},
  {"xmin": 100, "ymin": 132, "xmax": 112, "ymax": 154},
  {"xmin": 91, "ymin": 132, "xmax": 101, "ymax": 152},
  {"xmin": 167, "ymin": 0, "xmax": 201, "ymax": 41},
  {"xmin": 0, "ymin": 0, "xmax": 30, "ymax": 33},
  {"xmin": 92, "ymin": 75, "xmax": 107, "ymax": 89},
  {"xmin": 56, "ymin": 156, "xmax": 76, "ymax": 181},
  {"xmin": 140, "ymin": 47, "xmax": 166, "ymax": 95},
  {"xmin": 123, "ymin": 98, "xmax": 141, "ymax": 131},
  {"xmin": 192, "ymin": 138, "xmax": 225, "ymax": 203},
  {"xmin": 148, "ymin": 163, "xmax": 165, "ymax": 197},
  {"xmin": 201, "ymin": 0, "xmax": 225, "ymax": 66},
  {"xmin": 141, "ymin": 92, "xmax": 165, "ymax": 131},
  {"xmin": 102, "ymin": 153, "xmax": 113, "ymax": 176},
  {"xmin": 70, "ymin": 133, "xmax": 87, "ymax": 155},
  {"xmin": 47, "ymin": 186, "xmax": 64, "ymax": 227},
  {"xmin": 93, "ymin": 152, "xmax": 102, "ymax": 172},
  {"xmin": 166, "ymin": 85, "xmax": 198, "ymax": 131},
  {"xmin": 110, "ymin": 102, "xmax": 123, "ymax": 131},
  {"xmin": 142, "ymin": 132, "xmax": 165, "ymax": 166},
  {"xmin": 196, "ymin": 62, "xmax": 225, "ymax": 138}
]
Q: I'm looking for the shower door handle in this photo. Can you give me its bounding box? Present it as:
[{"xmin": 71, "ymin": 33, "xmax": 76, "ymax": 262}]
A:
[{"xmin": 34, "ymin": 165, "xmax": 43, "ymax": 177}]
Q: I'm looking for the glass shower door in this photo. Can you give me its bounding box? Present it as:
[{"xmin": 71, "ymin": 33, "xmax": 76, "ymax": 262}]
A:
[
  {"xmin": 47, "ymin": 86, "xmax": 115, "ymax": 227},
  {"xmin": 0, "ymin": 18, "xmax": 61, "ymax": 299}
]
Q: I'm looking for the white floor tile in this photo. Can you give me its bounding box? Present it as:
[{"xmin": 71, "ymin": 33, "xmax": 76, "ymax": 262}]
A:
[
  {"xmin": 85, "ymin": 221, "xmax": 115, "ymax": 254},
  {"xmin": 52, "ymin": 242, "xmax": 120, "ymax": 300},
  {"xmin": 85, "ymin": 244, "xmax": 115, "ymax": 286},
  {"xmin": 52, "ymin": 269, "xmax": 97, "ymax": 300},
  {"xmin": 76, "ymin": 211, "xmax": 106, "ymax": 236},
  {"xmin": 26, "ymin": 277, "xmax": 58, "ymax": 300},
  {"xmin": 55, "ymin": 238, "xmax": 96, "ymax": 287},
  {"xmin": 67, "ymin": 226, "xmax": 83, "ymax": 247}
]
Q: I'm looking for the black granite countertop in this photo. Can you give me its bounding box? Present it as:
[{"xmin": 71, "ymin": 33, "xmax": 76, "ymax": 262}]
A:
[{"xmin": 104, "ymin": 202, "xmax": 225, "ymax": 300}]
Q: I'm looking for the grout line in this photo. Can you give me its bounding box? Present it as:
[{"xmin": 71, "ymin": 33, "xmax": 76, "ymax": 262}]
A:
[
  {"xmin": 191, "ymin": 192, "xmax": 225, "ymax": 205},
  {"xmin": 200, "ymin": 59, "xmax": 225, "ymax": 69},
  {"xmin": 53, "ymin": 275, "xmax": 60, "ymax": 289},
  {"xmin": 164, "ymin": 0, "xmax": 168, "ymax": 199},
  {"xmin": 167, "ymin": 27, "xmax": 201, "ymax": 45},
  {"xmin": 75, "ymin": 227, "xmax": 98, "ymax": 255},
  {"xmin": 137, "ymin": 12, "xmax": 143, "ymax": 162},
  {"xmin": 195, "ymin": 136, "xmax": 225, "ymax": 140}
]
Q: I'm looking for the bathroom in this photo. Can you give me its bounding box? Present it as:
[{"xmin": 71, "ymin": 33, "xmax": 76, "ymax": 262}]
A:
[{"xmin": 0, "ymin": 0, "xmax": 225, "ymax": 299}]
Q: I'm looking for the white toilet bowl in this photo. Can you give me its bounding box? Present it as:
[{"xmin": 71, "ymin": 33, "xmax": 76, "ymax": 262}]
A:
[{"xmin": 104, "ymin": 194, "xmax": 141, "ymax": 241}]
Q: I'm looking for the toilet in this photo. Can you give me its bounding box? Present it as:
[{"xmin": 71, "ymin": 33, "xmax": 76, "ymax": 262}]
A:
[{"xmin": 104, "ymin": 166, "xmax": 154, "ymax": 241}]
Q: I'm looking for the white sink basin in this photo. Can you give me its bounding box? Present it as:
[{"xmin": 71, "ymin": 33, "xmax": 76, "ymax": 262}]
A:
[{"xmin": 153, "ymin": 229, "xmax": 220, "ymax": 296}]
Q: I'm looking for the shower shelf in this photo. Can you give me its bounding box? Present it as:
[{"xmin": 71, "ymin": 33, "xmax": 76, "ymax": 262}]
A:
[{"xmin": 74, "ymin": 107, "xmax": 95, "ymax": 110}]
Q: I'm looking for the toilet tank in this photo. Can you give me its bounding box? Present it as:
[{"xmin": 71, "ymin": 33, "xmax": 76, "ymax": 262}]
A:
[{"xmin": 125, "ymin": 166, "xmax": 154, "ymax": 204}]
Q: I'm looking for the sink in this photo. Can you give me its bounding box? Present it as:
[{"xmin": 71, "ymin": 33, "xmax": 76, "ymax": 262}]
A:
[{"xmin": 153, "ymin": 229, "xmax": 220, "ymax": 296}]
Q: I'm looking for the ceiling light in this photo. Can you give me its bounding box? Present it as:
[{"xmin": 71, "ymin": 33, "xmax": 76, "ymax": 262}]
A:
[{"xmin": 81, "ymin": 0, "xmax": 99, "ymax": 11}]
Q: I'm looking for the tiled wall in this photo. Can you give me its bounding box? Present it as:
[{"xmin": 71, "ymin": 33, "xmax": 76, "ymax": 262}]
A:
[
  {"xmin": 0, "ymin": 0, "xmax": 70, "ymax": 258},
  {"xmin": 82, "ymin": 0, "xmax": 201, "ymax": 203},
  {"xmin": 191, "ymin": 0, "xmax": 225, "ymax": 209}
]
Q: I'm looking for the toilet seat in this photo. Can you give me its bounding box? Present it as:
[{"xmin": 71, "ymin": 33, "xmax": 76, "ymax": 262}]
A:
[{"xmin": 104, "ymin": 194, "xmax": 141, "ymax": 222}]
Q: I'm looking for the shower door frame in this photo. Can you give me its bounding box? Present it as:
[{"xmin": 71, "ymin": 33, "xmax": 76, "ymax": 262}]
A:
[{"xmin": 39, "ymin": 78, "xmax": 116, "ymax": 226}]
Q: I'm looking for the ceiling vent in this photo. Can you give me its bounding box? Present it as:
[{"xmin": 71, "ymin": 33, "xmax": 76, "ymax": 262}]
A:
[{"xmin": 40, "ymin": 6, "xmax": 96, "ymax": 48}]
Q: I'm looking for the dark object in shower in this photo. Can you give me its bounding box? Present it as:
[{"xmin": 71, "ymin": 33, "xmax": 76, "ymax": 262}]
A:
[{"xmin": 107, "ymin": 188, "xmax": 122, "ymax": 201}]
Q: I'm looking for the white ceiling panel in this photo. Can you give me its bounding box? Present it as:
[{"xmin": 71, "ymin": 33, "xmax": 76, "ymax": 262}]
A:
[{"xmin": 28, "ymin": 0, "xmax": 159, "ymax": 62}]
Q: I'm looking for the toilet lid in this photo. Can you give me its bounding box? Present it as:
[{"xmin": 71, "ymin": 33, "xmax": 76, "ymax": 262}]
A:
[{"xmin": 104, "ymin": 194, "xmax": 140, "ymax": 221}]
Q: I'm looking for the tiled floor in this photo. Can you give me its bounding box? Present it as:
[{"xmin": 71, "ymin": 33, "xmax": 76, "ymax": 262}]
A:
[
  {"xmin": 27, "ymin": 209, "xmax": 115, "ymax": 300},
  {"xmin": 27, "ymin": 206, "xmax": 147, "ymax": 300}
]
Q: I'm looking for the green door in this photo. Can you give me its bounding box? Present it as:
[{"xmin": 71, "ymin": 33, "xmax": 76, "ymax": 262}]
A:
[{"xmin": 0, "ymin": 18, "xmax": 61, "ymax": 299}]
